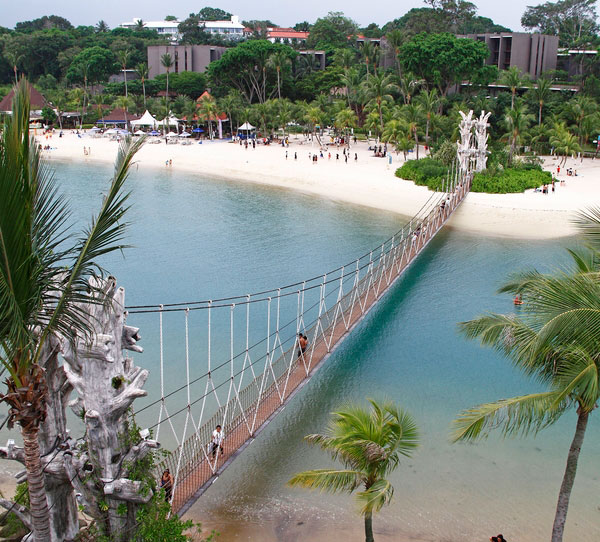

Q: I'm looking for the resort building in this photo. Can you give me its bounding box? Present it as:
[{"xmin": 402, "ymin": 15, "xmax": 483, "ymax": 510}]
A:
[
  {"xmin": 242, "ymin": 26, "xmax": 310, "ymax": 46},
  {"xmin": 147, "ymin": 45, "xmax": 228, "ymax": 79},
  {"xmin": 297, "ymin": 50, "xmax": 327, "ymax": 70},
  {"xmin": 201, "ymin": 16, "xmax": 245, "ymax": 39},
  {"xmin": 0, "ymin": 83, "xmax": 47, "ymax": 120},
  {"xmin": 120, "ymin": 19, "xmax": 181, "ymax": 42},
  {"xmin": 458, "ymin": 32, "xmax": 559, "ymax": 78},
  {"xmin": 557, "ymin": 48, "xmax": 598, "ymax": 78},
  {"xmin": 121, "ymin": 16, "xmax": 244, "ymax": 43}
]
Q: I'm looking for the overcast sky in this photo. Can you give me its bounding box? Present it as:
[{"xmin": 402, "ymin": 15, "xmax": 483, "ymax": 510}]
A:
[{"xmin": 5, "ymin": 0, "xmax": 534, "ymax": 30}]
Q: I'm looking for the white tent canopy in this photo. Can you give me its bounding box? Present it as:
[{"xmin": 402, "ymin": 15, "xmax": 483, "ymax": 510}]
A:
[
  {"xmin": 238, "ymin": 122, "xmax": 255, "ymax": 130},
  {"xmin": 160, "ymin": 115, "xmax": 179, "ymax": 127},
  {"xmin": 134, "ymin": 129, "xmax": 146, "ymax": 135},
  {"xmin": 166, "ymin": 131, "xmax": 178, "ymax": 138},
  {"xmin": 130, "ymin": 110, "xmax": 158, "ymax": 127}
]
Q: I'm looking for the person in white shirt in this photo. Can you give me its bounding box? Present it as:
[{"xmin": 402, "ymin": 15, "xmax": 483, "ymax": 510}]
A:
[{"xmin": 211, "ymin": 425, "xmax": 224, "ymax": 458}]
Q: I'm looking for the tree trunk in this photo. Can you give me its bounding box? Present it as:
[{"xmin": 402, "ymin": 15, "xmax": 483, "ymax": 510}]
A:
[
  {"xmin": 414, "ymin": 130, "xmax": 419, "ymax": 159},
  {"xmin": 364, "ymin": 512, "xmax": 374, "ymax": 542},
  {"xmin": 22, "ymin": 426, "xmax": 51, "ymax": 542},
  {"xmin": 38, "ymin": 342, "xmax": 78, "ymax": 542},
  {"xmin": 511, "ymin": 90, "xmax": 515, "ymax": 110},
  {"xmin": 277, "ymin": 68, "xmax": 281, "ymax": 99},
  {"xmin": 551, "ymin": 409, "xmax": 589, "ymax": 542},
  {"xmin": 539, "ymin": 103, "xmax": 542, "ymax": 126},
  {"xmin": 124, "ymin": 69, "xmax": 128, "ymax": 100},
  {"xmin": 142, "ymin": 80, "xmax": 146, "ymax": 108}
]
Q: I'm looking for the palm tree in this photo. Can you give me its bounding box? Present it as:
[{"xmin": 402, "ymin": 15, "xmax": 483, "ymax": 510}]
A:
[
  {"xmin": 415, "ymin": 89, "xmax": 440, "ymax": 148},
  {"xmin": 95, "ymin": 20, "xmax": 109, "ymax": 33},
  {"xmin": 116, "ymin": 49, "xmax": 132, "ymax": 101},
  {"xmin": 499, "ymin": 66, "xmax": 528, "ymax": 110},
  {"xmin": 335, "ymin": 108, "xmax": 358, "ymax": 144},
  {"xmin": 565, "ymin": 95, "xmax": 597, "ymax": 147},
  {"xmin": 0, "ymin": 80, "xmax": 143, "ymax": 542},
  {"xmin": 362, "ymin": 71, "xmax": 398, "ymax": 131},
  {"xmin": 504, "ymin": 103, "xmax": 534, "ymax": 164},
  {"xmin": 135, "ymin": 63, "xmax": 149, "ymax": 108},
  {"xmin": 289, "ymin": 399, "xmax": 419, "ymax": 542},
  {"xmin": 385, "ymin": 30, "xmax": 404, "ymax": 76},
  {"xmin": 529, "ymin": 78, "xmax": 552, "ymax": 126},
  {"xmin": 219, "ymin": 91, "xmax": 243, "ymax": 136},
  {"xmin": 360, "ymin": 42, "xmax": 379, "ymax": 81},
  {"xmin": 333, "ymin": 48, "xmax": 357, "ymax": 70},
  {"xmin": 399, "ymin": 104, "xmax": 423, "ymax": 159},
  {"xmin": 267, "ymin": 51, "xmax": 291, "ymax": 100},
  {"xmin": 550, "ymin": 122, "xmax": 581, "ymax": 166},
  {"xmin": 113, "ymin": 96, "xmax": 132, "ymax": 127},
  {"xmin": 4, "ymin": 51, "xmax": 23, "ymax": 83},
  {"xmin": 197, "ymin": 95, "xmax": 218, "ymax": 139},
  {"xmin": 382, "ymin": 119, "xmax": 410, "ymax": 158},
  {"xmin": 134, "ymin": 19, "xmax": 145, "ymax": 31},
  {"xmin": 398, "ymin": 72, "xmax": 422, "ymax": 105},
  {"xmin": 452, "ymin": 208, "xmax": 600, "ymax": 542},
  {"xmin": 160, "ymin": 53, "xmax": 174, "ymax": 113}
]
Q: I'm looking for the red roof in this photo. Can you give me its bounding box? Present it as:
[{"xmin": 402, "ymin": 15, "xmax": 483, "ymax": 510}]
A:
[
  {"xmin": 269, "ymin": 29, "xmax": 309, "ymax": 39},
  {"xmin": 196, "ymin": 92, "xmax": 227, "ymax": 121},
  {"xmin": 0, "ymin": 83, "xmax": 47, "ymax": 112},
  {"xmin": 100, "ymin": 108, "xmax": 139, "ymax": 122}
]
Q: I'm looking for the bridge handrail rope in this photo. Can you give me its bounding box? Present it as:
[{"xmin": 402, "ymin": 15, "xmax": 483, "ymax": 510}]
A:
[{"xmin": 136, "ymin": 161, "xmax": 473, "ymax": 516}]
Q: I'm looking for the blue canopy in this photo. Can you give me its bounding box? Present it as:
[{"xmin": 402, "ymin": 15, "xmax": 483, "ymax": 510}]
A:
[
  {"xmin": 149, "ymin": 130, "xmax": 160, "ymax": 136},
  {"xmin": 192, "ymin": 128, "xmax": 204, "ymax": 133}
]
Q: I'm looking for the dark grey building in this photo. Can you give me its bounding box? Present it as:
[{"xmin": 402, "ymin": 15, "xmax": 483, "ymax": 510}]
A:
[
  {"xmin": 147, "ymin": 45, "xmax": 228, "ymax": 79},
  {"xmin": 458, "ymin": 32, "xmax": 559, "ymax": 78}
]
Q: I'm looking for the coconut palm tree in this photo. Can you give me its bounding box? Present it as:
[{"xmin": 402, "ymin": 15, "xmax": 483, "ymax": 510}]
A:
[
  {"xmin": 398, "ymin": 104, "xmax": 423, "ymax": 159},
  {"xmin": 95, "ymin": 20, "xmax": 109, "ymax": 33},
  {"xmin": 385, "ymin": 30, "xmax": 404, "ymax": 76},
  {"xmin": 504, "ymin": 103, "xmax": 534, "ymax": 164},
  {"xmin": 0, "ymin": 79, "xmax": 143, "ymax": 542},
  {"xmin": 549, "ymin": 122, "xmax": 581, "ymax": 166},
  {"xmin": 304, "ymin": 105, "xmax": 322, "ymax": 140},
  {"xmin": 362, "ymin": 70, "xmax": 398, "ymax": 131},
  {"xmin": 415, "ymin": 89, "xmax": 440, "ymax": 148},
  {"xmin": 267, "ymin": 51, "xmax": 291, "ymax": 100},
  {"xmin": 398, "ymin": 72, "xmax": 422, "ymax": 105},
  {"xmin": 564, "ymin": 95, "xmax": 597, "ymax": 147},
  {"xmin": 219, "ymin": 91, "xmax": 243, "ymax": 136},
  {"xmin": 452, "ymin": 207, "xmax": 600, "ymax": 542},
  {"xmin": 160, "ymin": 53, "xmax": 174, "ymax": 112},
  {"xmin": 197, "ymin": 95, "xmax": 219, "ymax": 139},
  {"xmin": 529, "ymin": 78, "xmax": 552, "ymax": 126},
  {"xmin": 382, "ymin": 119, "xmax": 409, "ymax": 158},
  {"xmin": 116, "ymin": 49, "xmax": 132, "ymax": 100},
  {"xmin": 135, "ymin": 63, "xmax": 149, "ymax": 108},
  {"xmin": 134, "ymin": 19, "xmax": 145, "ymax": 31},
  {"xmin": 360, "ymin": 41, "xmax": 379, "ymax": 81},
  {"xmin": 335, "ymin": 107, "xmax": 358, "ymax": 144},
  {"xmin": 289, "ymin": 399, "xmax": 419, "ymax": 542},
  {"xmin": 333, "ymin": 48, "xmax": 357, "ymax": 70},
  {"xmin": 4, "ymin": 51, "xmax": 23, "ymax": 84},
  {"xmin": 499, "ymin": 66, "xmax": 529, "ymax": 110}
]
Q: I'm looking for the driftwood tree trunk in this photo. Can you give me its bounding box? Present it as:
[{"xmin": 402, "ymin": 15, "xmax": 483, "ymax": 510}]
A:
[{"xmin": 62, "ymin": 277, "xmax": 158, "ymax": 541}]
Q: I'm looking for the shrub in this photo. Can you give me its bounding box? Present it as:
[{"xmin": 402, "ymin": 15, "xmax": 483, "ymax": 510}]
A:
[
  {"xmin": 471, "ymin": 168, "xmax": 551, "ymax": 193},
  {"xmin": 395, "ymin": 157, "xmax": 448, "ymax": 191},
  {"xmin": 396, "ymin": 157, "xmax": 551, "ymax": 193},
  {"xmin": 432, "ymin": 140, "xmax": 457, "ymax": 166}
]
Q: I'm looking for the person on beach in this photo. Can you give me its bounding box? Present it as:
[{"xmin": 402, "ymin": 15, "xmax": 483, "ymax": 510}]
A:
[
  {"xmin": 160, "ymin": 469, "xmax": 174, "ymax": 503},
  {"xmin": 294, "ymin": 152, "xmax": 297, "ymax": 160},
  {"xmin": 285, "ymin": 151, "xmax": 288, "ymax": 159},
  {"xmin": 490, "ymin": 535, "xmax": 507, "ymax": 542},
  {"xmin": 336, "ymin": 153, "xmax": 339, "ymax": 160},
  {"xmin": 355, "ymin": 153, "xmax": 358, "ymax": 162},
  {"xmin": 211, "ymin": 425, "xmax": 224, "ymax": 458},
  {"xmin": 328, "ymin": 152, "xmax": 331, "ymax": 160},
  {"xmin": 169, "ymin": 159, "xmax": 172, "ymax": 167}
]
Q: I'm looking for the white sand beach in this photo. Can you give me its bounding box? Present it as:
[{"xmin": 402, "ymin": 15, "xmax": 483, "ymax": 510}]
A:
[{"xmin": 39, "ymin": 130, "xmax": 600, "ymax": 239}]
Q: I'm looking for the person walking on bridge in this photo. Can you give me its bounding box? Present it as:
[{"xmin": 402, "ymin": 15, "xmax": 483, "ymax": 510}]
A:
[
  {"xmin": 211, "ymin": 425, "xmax": 224, "ymax": 459},
  {"xmin": 297, "ymin": 333, "xmax": 308, "ymax": 359}
]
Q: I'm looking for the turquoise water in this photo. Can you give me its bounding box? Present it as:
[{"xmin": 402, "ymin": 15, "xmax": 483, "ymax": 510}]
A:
[{"xmin": 20, "ymin": 162, "xmax": 600, "ymax": 540}]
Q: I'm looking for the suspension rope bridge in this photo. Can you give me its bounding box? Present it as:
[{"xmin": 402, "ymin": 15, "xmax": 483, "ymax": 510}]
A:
[{"xmin": 123, "ymin": 156, "xmax": 474, "ymax": 516}]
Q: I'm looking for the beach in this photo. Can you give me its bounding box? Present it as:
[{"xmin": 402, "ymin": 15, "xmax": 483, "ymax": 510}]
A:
[{"xmin": 38, "ymin": 130, "xmax": 600, "ymax": 239}]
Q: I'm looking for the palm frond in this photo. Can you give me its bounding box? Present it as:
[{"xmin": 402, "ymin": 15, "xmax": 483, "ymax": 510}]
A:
[
  {"xmin": 573, "ymin": 207, "xmax": 600, "ymax": 253},
  {"xmin": 552, "ymin": 347, "xmax": 599, "ymax": 411},
  {"xmin": 356, "ymin": 478, "xmax": 394, "ymax": 515},
  {"xmin": 287, "ymin": 469, "xmax": 364, "ymax": 493},
  {"xmin": 451, "ymin": 391, "xmax": 567, "ymax": 442}
]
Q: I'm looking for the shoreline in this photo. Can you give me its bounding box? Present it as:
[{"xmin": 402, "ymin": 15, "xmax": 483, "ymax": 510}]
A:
[{"xmin": 40, "ymin": 131, "xmax": 599, "ymax": 239}]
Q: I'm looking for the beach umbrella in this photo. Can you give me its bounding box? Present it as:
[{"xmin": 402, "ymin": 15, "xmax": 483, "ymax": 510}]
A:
[
  {"xmin": 179, "ymin": 131, "xmax": 191, "ymax": 137},
  {"xmin": 89, "ymin": 126, "xmax": 102, "ymax": 132},
  {"xmin": 192, "ymin": 128, "xmax": 204, "ymax": 133},
  {"xmin": 166, "ymin": 131, "xmax": 178, "ymax": 138},
  {"xmin": 104, "ymin": 128, "xmax": 119, "ymax": 135},
  {"xmin": 134, "ymin": 129, "xmax": 146, "ymax": 136},
  {"xmin": 149, "ymin": 130, "xmax": 160, "ymax": 136}
]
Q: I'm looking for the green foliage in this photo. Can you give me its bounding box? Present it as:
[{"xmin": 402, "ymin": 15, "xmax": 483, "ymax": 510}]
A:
[
  {"xmin": 197, "ymin": 7, "xmax": 232, "ymax": 21},
  {"xmin": 306, "ymin": 11, "xmax": 358, "ymax": 51},
  {"xmin": 41, "ymin": 105, "xmax": 56, "ymax": 124},
  {"xmin": 471, "ymin": 167, "xmax": 551, "ymax": 193},
  {"xmin": 399, "ymin": 33, "xmax": 490, "ymax": 96},
  {"xmin": 432, "ymin": 140, "xmax": 457, "ymax": 165},
  {"xmin": 395, "ymin": 158, "xmax": 449, "ymax": 190},
  {"xmin": 67, "ymin": 46, "xmax": 117, "ymax": 84}
]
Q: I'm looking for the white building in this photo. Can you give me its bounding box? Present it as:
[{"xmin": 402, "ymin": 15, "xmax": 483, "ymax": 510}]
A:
[
  {"xmin": 120, "ymin": 16, "xmax": 245, "ymax": 42},
  {"xmin": 120, "ymin": 19, "xmax": 180, "ymax": 42}
]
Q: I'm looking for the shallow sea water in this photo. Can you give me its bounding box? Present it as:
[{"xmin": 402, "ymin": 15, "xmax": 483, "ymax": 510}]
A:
[{"xmin": 4, "ymin": 160, "xmax": 599, "ymax": 541}]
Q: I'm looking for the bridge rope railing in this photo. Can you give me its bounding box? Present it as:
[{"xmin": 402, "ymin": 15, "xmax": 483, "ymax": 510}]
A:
[{"xmin": 127, "ymin": 162, "xmax": 471, "ymax": 515}]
